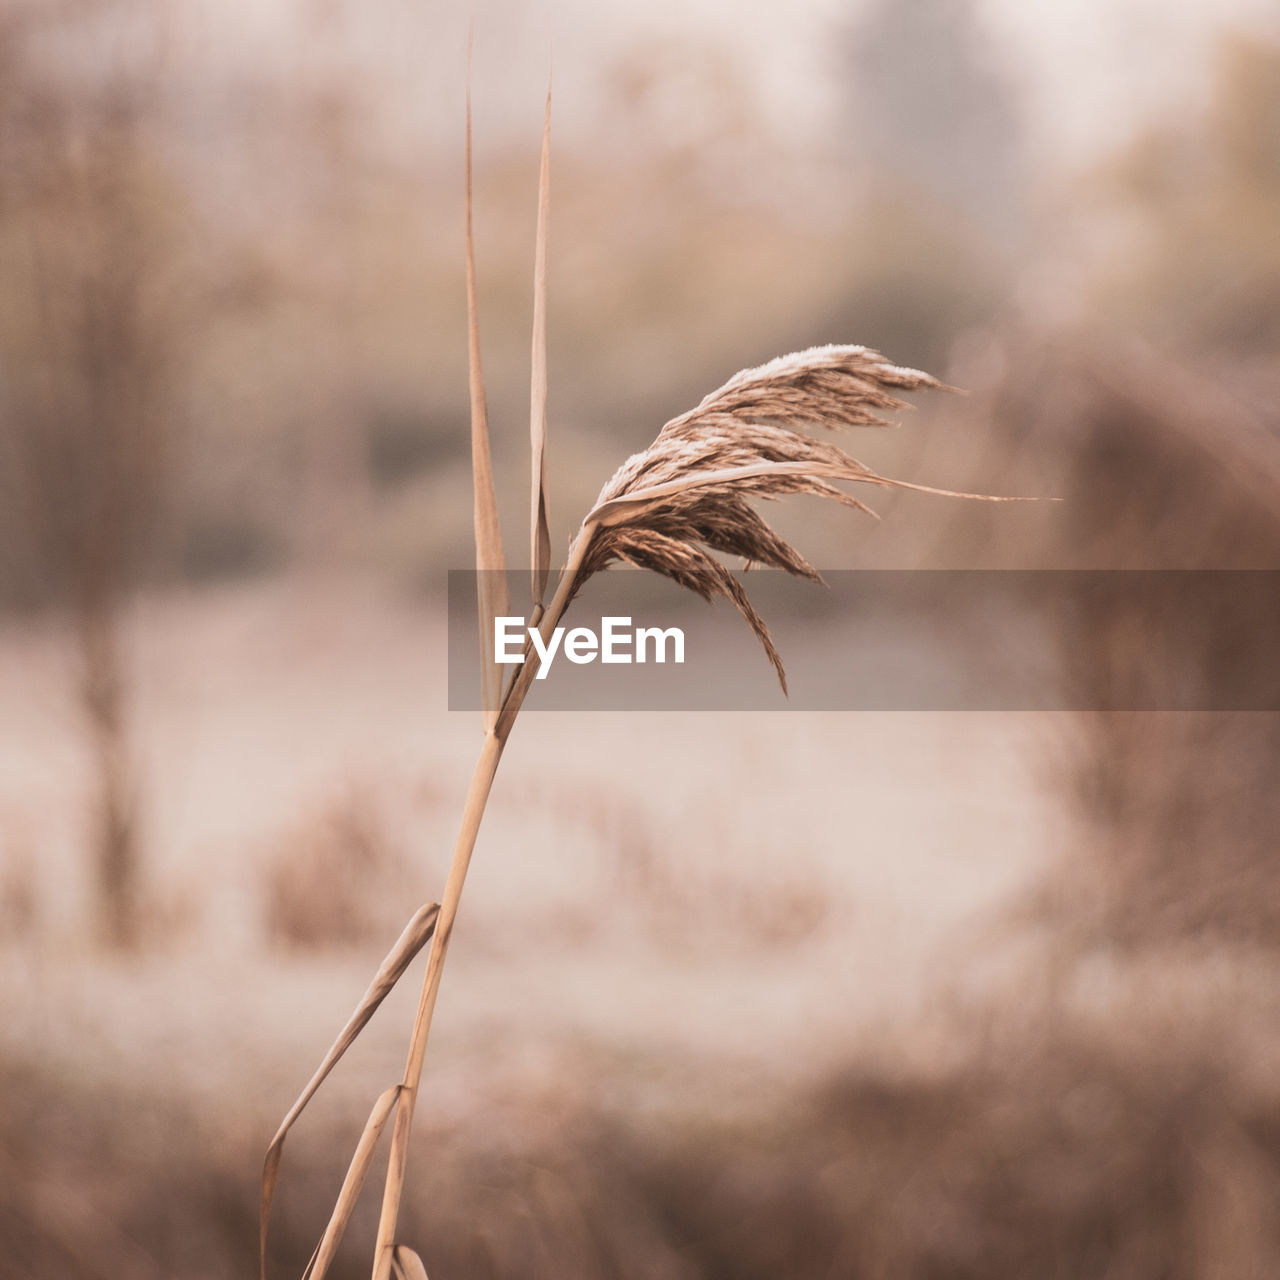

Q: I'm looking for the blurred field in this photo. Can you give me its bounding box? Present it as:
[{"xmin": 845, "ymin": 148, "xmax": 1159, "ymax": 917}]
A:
[
  {"xmin": 0, "ymin": 575, "xmax": 1071, "ymax": 1275},
  {"xmin": 0, "ymin": 574, "xmax": 1063, "ymax": 1060},
  {"xmin": 4, "ymin": 574, "xmax": 1280, "ymax": 1278}
]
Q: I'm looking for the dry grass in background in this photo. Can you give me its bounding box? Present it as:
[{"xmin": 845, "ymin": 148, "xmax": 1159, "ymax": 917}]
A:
[
  {"xmin": 933, "ymin": 329, "xmax": 1280, "ymax": 955},
  {"xmin": 7, "ymin": 978, "xmax": 1280, "ymax": 1280},
  {"xmin": 263, "ymin": 785, "xmax": 415, "ymax": 953}
]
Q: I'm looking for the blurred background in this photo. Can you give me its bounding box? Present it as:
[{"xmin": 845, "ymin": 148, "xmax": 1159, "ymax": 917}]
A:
[{"xmin": 2, "ymin": 0, "xmax": 1280, "ymax": 1275}]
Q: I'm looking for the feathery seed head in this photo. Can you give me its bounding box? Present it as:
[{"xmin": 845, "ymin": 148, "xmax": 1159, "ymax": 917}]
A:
[{"xmin": 563, "ymin": 344, "xmax": 962, "ymax": 693}]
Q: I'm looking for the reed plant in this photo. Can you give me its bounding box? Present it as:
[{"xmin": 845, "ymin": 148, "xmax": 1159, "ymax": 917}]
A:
[{"xmin": 259, "ymin": 78, "xmax": 1013, "ymax": 1280}]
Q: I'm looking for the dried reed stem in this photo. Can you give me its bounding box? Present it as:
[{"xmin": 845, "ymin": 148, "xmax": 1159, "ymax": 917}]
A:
[
  {"xmin": 370, "ymin": 729, "xmax": 502, "ymax": 1279},
  {"xmin": 369, "ymin": 528, "xmax": 595, "ymax": 1277}
]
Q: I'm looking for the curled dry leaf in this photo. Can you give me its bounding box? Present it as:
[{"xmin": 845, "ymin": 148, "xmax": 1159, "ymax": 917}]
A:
[
  {"xmin": 391, "ymin": 1245, "xmax": 431, "ymax": 1280},
  {"xmin": 305, "ymin": 1086, "xmax": 403, "ymax": 1280},
  {"xmin": 260, "ymin": 903, "xmax": 439, "ymax": 1280}
]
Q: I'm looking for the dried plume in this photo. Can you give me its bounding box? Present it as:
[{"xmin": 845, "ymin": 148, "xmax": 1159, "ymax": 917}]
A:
[{"xmin": 565, "ymin": 343, "xmax": 1005, "ymax": 693}]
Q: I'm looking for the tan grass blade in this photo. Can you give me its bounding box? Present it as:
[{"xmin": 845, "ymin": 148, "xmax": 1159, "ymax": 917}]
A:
[
  {"xmin": 260, "ymin": 903, "xmax": 439, "ymax": 1280},
  {"xmin": 529, "ymin": 78, "xmax": 552, "ymax": 611},
  {"xmin": 303, "ymin": 1086, "xmax": 403, "ymax": 1280},
  {"xmin": 465, "ymin": 59, "xmax": 509, "ymax": 727},
  {"xmin": 391, "ymin": 1246, "xmax": 431, "ymax": 1280}
]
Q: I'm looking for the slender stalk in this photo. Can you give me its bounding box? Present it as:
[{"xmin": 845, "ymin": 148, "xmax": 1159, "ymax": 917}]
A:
[
  {"xmin": 495, "ymin": 524, "xmax": 595, "ymax": 740},
  {"xmin": 370, "ymin": 729, "xmax": 502, "ymax": 1280},
  {"xmin": 369, "ymin": 525, "xmax": 596, "ymax": 1278}
]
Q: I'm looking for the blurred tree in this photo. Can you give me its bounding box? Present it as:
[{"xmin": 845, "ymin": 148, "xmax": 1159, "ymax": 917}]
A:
[
  {"xmin": 844, "ymin": 0, "xmax": 1029, "ymax": 248},
  {"xmin": 1088, "ymin": 35, "xmax": 1280, "ymax": 368},
  {"xmin": 822, "ymin": 0, "xmax": 1029, "ymax": 372},
  {"xmin": 0, "ymin": 3, "xmax": 187, "ymax": 948}
]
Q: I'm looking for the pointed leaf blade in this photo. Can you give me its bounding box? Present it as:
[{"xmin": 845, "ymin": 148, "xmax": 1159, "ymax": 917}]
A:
[
  {"xmin": 259, "ymin": 903, "xmax": 439, "ymax": 1280},
  {"xmin": 529, "ymin": 78, "xmax": 552, "ymax": 609},
  {"xmin": 465, "ymin": 62, "xmax": 509, "ymax": 727}
]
